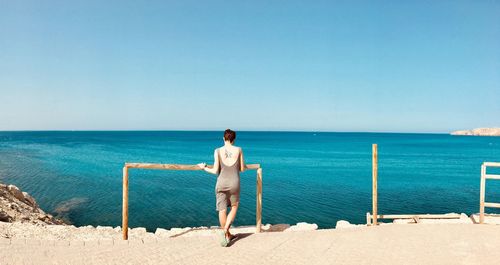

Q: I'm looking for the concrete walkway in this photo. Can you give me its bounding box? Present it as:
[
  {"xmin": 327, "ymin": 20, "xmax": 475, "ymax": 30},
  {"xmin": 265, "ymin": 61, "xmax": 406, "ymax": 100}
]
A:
[{"xmin": 1, "ymin": 224, "xmax": 499, "ymax": 265}]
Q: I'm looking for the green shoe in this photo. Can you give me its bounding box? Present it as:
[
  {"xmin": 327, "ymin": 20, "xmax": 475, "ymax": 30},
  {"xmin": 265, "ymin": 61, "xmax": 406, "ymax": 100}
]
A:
[{"xmin": 218, "ymin": 230, "xmax": 228, "ymax": 247}]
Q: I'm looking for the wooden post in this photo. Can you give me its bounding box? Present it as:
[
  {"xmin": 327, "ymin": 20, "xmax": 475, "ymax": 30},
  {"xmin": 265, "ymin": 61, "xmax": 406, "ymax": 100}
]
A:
[
  {"xmin": 256, "ymin": 168, "xmax": 263, "ymax": 233},
  {"xmin": 372, "ymin": 144, "xmax": 378, "ymax": 226},
  {"xmin": 480, "ymin": 163, "xmax": 486, "ymax": 224},
  {"xmin": 122, "ymin": 166, "xmax": 129, "ymax": 240}
]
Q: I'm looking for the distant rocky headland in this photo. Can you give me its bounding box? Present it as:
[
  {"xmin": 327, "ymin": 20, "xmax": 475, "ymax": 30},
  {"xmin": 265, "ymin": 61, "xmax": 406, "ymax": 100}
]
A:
[
  {"xmin": 451, "ymin": 128, "xmax": 500, "ymax": 136},
  {"xmin": 0, "ymin": 183, "xmax": 65, "ymax": 225}
]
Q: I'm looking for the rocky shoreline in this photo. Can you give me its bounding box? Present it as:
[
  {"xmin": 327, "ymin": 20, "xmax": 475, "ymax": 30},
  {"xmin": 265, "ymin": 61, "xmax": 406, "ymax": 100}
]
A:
[
  {"xmin": 451, "ymin": 127, "xmax": 500, "ymax": 136},
  {"xmin": 0, "ymin": 183, "xmax": 65, "ymax": 225}
]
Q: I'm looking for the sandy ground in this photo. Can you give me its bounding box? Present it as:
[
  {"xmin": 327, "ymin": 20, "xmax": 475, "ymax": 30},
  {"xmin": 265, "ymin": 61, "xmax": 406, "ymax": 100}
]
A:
[{"xmin": 1, "ymin": 223, "xmax": 499, "ymax": 265}]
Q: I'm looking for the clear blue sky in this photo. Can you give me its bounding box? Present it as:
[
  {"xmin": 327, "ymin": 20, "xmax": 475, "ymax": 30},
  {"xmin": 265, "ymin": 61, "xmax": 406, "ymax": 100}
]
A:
[{"xmin": 0, "ymin": 0, "xmax": 499, "ymax": 132}]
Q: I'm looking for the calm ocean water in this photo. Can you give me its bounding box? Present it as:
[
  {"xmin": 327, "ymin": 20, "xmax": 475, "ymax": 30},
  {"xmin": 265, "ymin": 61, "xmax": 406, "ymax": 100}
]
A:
[{"xmin": 0, "ymin": 131, "xmax": 499, "ymax": 231}]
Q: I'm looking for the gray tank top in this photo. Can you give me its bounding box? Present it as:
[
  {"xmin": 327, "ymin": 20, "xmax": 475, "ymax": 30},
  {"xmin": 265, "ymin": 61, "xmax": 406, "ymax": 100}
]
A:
[{"xmin": 215, "ymin": 148, "xmax": 240, "ymax": 193}]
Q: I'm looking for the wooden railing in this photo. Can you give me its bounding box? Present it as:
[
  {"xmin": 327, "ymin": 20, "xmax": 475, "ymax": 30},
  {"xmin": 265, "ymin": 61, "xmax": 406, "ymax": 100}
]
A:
[
  {"xmin": 122, "ymin": 163, "xmax": 263, "ymax": 240},
  {"xmin": 367, "ymin": 144, "xmax": 462, "ymax": 224},
  {"xmin": 480, "ymin": 162, "xmax": 500, "ymax": 224}
]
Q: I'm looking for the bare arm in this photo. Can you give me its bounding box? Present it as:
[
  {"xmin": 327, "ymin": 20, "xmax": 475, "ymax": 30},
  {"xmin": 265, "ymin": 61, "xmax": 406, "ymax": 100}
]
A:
[
  {"xmin": 197, "ymin": 149, "xmax": 219, "ymax": 175},
  {"xmin": 240, "ymin": 148, "xmax": 246, "ymax": 172}
]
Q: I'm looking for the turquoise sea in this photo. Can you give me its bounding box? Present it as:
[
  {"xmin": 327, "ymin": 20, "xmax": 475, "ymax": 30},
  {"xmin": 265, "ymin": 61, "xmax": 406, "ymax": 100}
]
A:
[{"xmin": 0, "ymin": 131, "xmax": 499, "ymax": 231}]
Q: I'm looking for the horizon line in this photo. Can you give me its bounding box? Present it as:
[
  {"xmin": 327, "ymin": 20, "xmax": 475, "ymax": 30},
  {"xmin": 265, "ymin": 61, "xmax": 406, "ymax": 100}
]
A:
[{"xmin": 0, "ymin": 129, "xmax": 450, "ymax": 135}]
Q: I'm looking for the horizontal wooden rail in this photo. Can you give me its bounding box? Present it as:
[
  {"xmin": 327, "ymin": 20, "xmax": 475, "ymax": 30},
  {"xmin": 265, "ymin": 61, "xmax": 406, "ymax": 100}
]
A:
[
  {"xmin": 122, "ymin": 162, "xmax": 262, "ymax": 240},
  {"xmin": 484, "ymin": 202, "xmax": 500, "ymax": 208},
  {"xmin": 480, "ymin": 162, "xmax": 500, "ymax": 224},
  {"xmin": 368, "ymin": 213, "xmax": 461, "ymax": 220},
  {"xmin": 483, "ymin": 162, "xmax": 500, "ymax": 167},
  {"xmin": 484, "ymin": 174, "xmax": 500, "ymax": 180},
  {"xmin": 366, "ymin": 213, "xmax": 461, "ymax": 225},
  {"xmin": 125, "ymin": 163, "xmax": 261, "ymax": 170}
]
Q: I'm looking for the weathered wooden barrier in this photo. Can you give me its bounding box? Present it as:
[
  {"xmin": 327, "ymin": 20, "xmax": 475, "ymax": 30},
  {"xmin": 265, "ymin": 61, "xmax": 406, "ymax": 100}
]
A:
[
  {"xmin": 367, "ymin": 144, "xmax": 462, "ymax": 225},
  {"xmin": 480, "ymin": 162, "xmax": 500, "ymax": 224},
  {"xmin": 122, "ymin": 163, "xmax": 262, "ymax": 240}
]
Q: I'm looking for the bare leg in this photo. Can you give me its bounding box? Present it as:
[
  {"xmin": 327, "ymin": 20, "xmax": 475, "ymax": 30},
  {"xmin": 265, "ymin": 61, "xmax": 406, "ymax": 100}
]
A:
[
  {"xmin": 223, "ymin": 204, "xmax": 239, "ymax": 239},
  {"xmin": 218, "ymin": 209, "xmax": 227, "ymax": 228}
]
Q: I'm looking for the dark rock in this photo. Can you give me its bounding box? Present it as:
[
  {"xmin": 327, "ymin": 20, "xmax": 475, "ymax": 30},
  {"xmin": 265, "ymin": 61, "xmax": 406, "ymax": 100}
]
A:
[
  {"xmin": 22, "ymin": 192, "xmax": 38, "ymax": 207},
  {"xmin": 7, "ymin": 185, "xmax": 25, "ymax": 201},
  {"xmin": 0, "ymin": 210, "xmax": 12, "ymax": 222}
]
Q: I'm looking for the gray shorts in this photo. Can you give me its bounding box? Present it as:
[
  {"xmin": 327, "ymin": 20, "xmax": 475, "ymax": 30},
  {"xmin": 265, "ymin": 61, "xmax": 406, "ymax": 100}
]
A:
[{"xmin": 216, "ymin": 191, "xmax": 239, "ymax": 211}]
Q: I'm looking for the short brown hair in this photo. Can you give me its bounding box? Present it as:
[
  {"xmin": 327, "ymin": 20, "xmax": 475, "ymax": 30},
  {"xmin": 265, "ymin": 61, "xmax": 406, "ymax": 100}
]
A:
[{"xmin": 223, "ymin": 129, "xmax": 236, "ymax": 142}]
